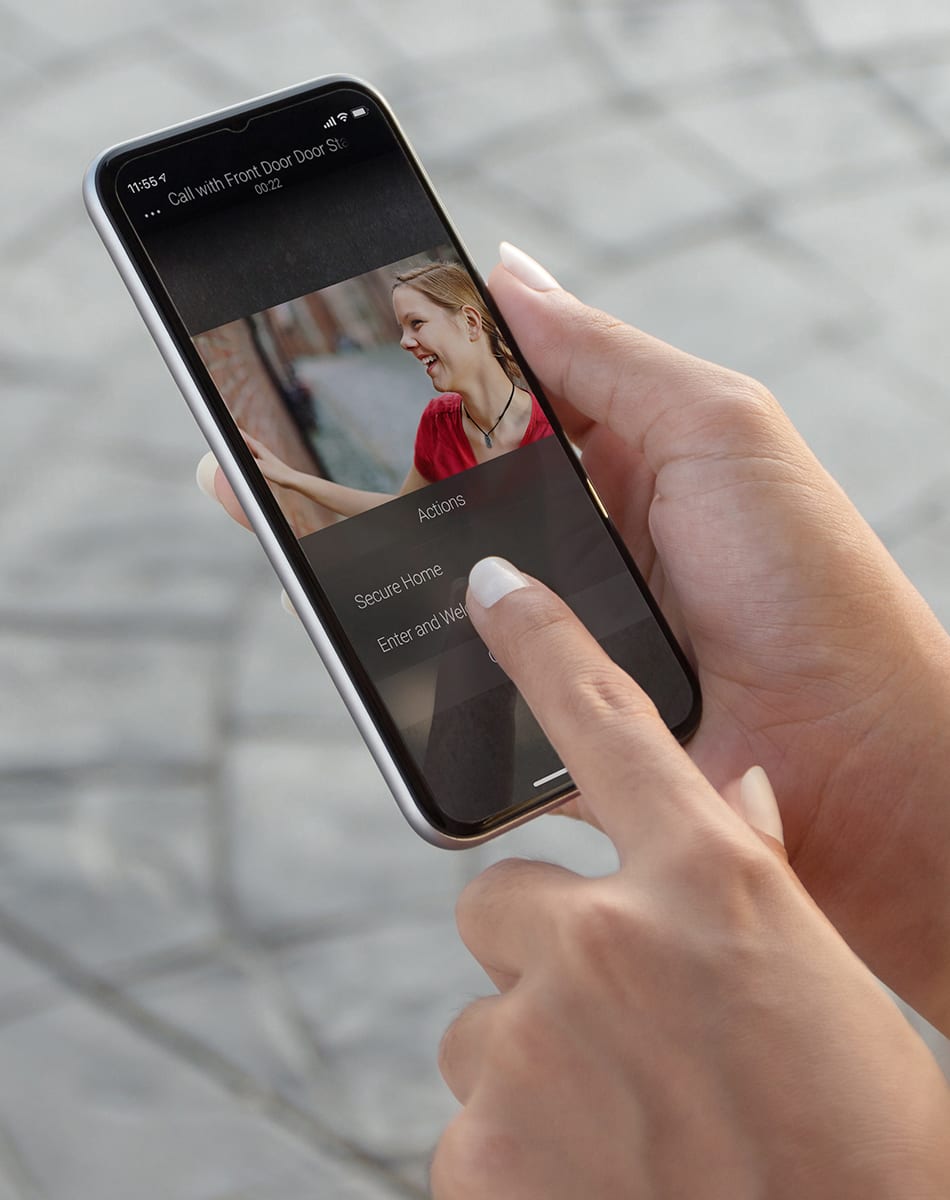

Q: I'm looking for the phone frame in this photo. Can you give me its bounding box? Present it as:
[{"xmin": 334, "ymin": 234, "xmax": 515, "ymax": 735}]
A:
[{"xmin": 84, "ymin": 74, "xmax": 701, "ymax": 848}]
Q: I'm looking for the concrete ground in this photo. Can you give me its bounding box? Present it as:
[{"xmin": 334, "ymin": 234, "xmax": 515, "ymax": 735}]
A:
[{"xmin": 2, "ymin": 0, "xmax": 950, "ymax": 1196}]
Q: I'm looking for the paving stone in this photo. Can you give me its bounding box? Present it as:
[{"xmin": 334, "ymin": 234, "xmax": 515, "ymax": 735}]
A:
[
  {"xmin": 798, "ymin": 0, "xmax": 950, "ymax": 51},
  {"xmin": 585, "ymin": 230, "xmax": 872, "ymax": 380},
  {"xmin": 132, "ymin": 917, "xmax": 484, "ymax": 1161},
  {"xmin": 171, "ymin": 2, "xmax": 394, "ymax": 96},
  {"xmin": 232, "ymin": 587, "xmax": 359, "ymax": 739},
  {"xmin": 0, "ymin": 433, "xmax": 254, "ymax": 628},
  {"xmin": 582, "ymin": 0, "xmax": 799, "ymax": 92},
  {"xmin": 674, "ymin": 73, "xmax": 930, "ymax": 192},
  {"xmin": 0, "ymin": 59, "xmax": 218, "ymax": 250},
  {"xmin": 0, "ymin": 780, "xmax": 216, "ymax": 971},
  {"xmin": 880, "ymin": 56, "xmax": 950, "ymax": 140},
  {"xmin": 0, "ymin": 1001, "xmax": 408, "ymax": 1199},
  {"xmin": 0, "ymin": 943, "xmax": 55, "ymax": 1016},
  {"xmin": 765, "ymin": 342, "xmax": 950, "ymax": 530},
  {"xmin": 0, "ymin": 630, "xmax": 217, "ymax": 771},
  {"xmin": 429, "ymin": 174, "xmax": 590, "ymax": 290},
  {"xmin": 2, "ymin": 220, "xmax": 158, "ymax": 365},
  {"xmin": 392, "ymin": 30, "xmax": 593, "ymax": 166},
  {"xmin": 359, "ymin": 0, "xmax": 556, "ymax": 62},
  {"xmin": 225, "ymin": 737, "xmax": 470, "ymax": 933},
  {"xmin": 775, "ymin": 170, "xmax": 950, "ymax": 392},
  {"xmin": 18, "ymin": 0, "xmax": 206, "ymax": 53},
  {"xmin": 484, "ymin": 110, "xmax": 744, "ymax": 252}
]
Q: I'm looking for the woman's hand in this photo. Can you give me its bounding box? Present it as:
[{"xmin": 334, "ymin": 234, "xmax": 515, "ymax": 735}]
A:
[
  {"xmin": 240, "ymin": 430, "xmax": 303, "ymax": 491},
  {"xmin": 431, "ymin": 557, "xmax": 950, "ymax": 1200},
  {"xmin": 489, "ymin": 244, "xmax": 950, "ymax": 1031}
]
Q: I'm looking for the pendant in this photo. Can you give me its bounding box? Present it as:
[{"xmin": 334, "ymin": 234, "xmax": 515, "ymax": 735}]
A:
[{"xmin": 484, "ymin": 433, "xmax": 493, "ymax": 448}]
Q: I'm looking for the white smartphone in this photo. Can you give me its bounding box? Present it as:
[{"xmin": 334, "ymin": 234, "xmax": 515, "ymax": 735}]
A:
[{"xmin": 84, "ymin": 75, "xmax": 700, "ymax": 847}]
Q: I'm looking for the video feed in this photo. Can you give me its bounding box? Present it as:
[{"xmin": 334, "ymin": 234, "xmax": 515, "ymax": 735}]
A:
[{"xmin": 192, "ymin": 246, "xmax": 554, "ymax": 538}]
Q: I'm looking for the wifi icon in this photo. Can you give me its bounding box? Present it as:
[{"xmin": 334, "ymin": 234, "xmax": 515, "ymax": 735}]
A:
[{"xmin": 336, "ymin": 111, "xmax": 349, "ymax": 122}]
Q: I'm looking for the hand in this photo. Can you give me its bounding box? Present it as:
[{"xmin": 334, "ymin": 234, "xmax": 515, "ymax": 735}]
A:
[
  {"xmin": 240, "ymin": 430, "xmax": 303, "ymax": 491},
  {"xmin": 432, "ymin": 557, "xmax": 950, "ymax": 1200},
  {"xmin": 488, "ymin": 243, "xmax": 950, "ymax": 1031},
  {"xmin": 196, "ymin": 432, "xmax": 302, "ymax": 532}
]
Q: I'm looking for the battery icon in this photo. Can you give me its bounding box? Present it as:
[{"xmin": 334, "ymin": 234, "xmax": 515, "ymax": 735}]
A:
[{"xmin": 351, "ymin": 106, "xmax": 368, "ymax": 118}]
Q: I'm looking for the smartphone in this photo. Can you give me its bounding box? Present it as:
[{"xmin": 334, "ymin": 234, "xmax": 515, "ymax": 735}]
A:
[{"xmin": 84, "ymin": 75, "xmax": 700, "ymax": 848}]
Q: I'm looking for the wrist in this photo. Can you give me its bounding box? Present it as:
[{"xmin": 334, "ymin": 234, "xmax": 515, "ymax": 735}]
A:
[{"xmin": 793, "ymin": 600, "xmax": 950, "ymax": 1031}]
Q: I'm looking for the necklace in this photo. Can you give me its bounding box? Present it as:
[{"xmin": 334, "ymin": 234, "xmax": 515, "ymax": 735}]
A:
[{"xmin": 461, "ymin": 382, "xmax": 516, "ymax": 449}]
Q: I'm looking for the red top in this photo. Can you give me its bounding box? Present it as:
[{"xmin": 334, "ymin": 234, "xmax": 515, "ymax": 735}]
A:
[{"xmin": 413, "ymin": 392, "xmax": 554, "ymax": 482}]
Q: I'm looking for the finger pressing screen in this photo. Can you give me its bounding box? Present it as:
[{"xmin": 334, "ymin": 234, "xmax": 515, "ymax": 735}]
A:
[{"xmin": 466, "ymin": 556, "xmax": 718, "ymax": 861}]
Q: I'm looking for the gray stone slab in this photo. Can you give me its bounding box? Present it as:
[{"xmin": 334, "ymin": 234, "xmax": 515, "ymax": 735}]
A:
[
  {"xmin": 132, "ymin": 916, "xmax": 484, "ymax": 1161},
  {"xmin": 18, "ymin": 0, "xmax": 200, "ymax": 53},
  {"xmin": 367, "ymin": 0, "xmax": 555, "ymax": 61},
  {"xmin": 585, "ymin": 231, "xmax": 872, "ymax": 380},
  {"xmin": 0, "ymin": 1001, "xmax": 408, "ymax": 1199},
  {"xmin": 674, "ymin": 73, "xmax": 929, "ymax": 191},
  {"xmin": 0, "ymin": 780, "xmax": 216, "ymax": 971},
  {"xmin": 880, "ymin": 57, "xmax": 950, "ymax": 140},
  {"xmin": 798, "ymin": 0, "xmax": 950, "ymax": 51},
  {"xmin": 432, "ymin": 174, "xmax": 590, "ymax": 291},
  {"xmin": 765, "ymin": 342, "xmax": 950, "ymax": 530},
  {"xmin": 231, "ymin": 587, "xmax": 358, "ymax": 739},
  {"xmin": 0, "ymin": 630, "xmax": 217, "ymax": 771},
  {"xmin": 0, "ymin": 942, "xmax": 55, "ymax": 1016},
  {"xmin": 392, "ymin": 31, "xmax": 593, "ymax": 166},
  {"xmin": 2, "ymin": 221, "xmax": 153, "ymax": 365},
  {"xmin": 775, "ymin": 170, "xmax": 950, "ymax": 394},
  {"xmin": 225, "ymin": 737, "xmax": 470, "ymax": 933},
  {"xmin": 581, "ymin": 0, "xmax": 799, "ymax": 91},
  {"xmin": 170, "ymin": 1, "xmax": 393, "ymax": 96},
  {"xmin": 0, "ymin": 61, "xmax": 216, "ymax": 251},
  {"xmin": 0, "ymin": 437, "xmax": 254, "ymax": 628},
  {"xmin": 483, "ymin": 110, "xmax": 744, "ymax": 252}
]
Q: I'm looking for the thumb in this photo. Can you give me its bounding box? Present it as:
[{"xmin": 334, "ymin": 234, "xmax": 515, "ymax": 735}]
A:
[{"xmin": 489, "ymin": 242, "xmax": 783, "ymax": 468}]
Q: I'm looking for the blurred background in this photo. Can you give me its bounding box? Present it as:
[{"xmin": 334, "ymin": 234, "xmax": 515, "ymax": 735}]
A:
[{"xmin": 2, "ymin": 0, "xmax": 950, "ymax": 1196}]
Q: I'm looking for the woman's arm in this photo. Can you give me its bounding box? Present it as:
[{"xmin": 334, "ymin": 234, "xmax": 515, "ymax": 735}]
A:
[{"xmin": 245, "ymin": 432, "xmax": 430, "ymax": 519}]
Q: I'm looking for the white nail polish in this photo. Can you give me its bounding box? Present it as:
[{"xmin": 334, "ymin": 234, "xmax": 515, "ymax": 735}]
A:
[
  {"xmin": 738, "ymin": 765, "xmax": 785, "ymax": 845},
  {"xmin": 196, "ymin": 451, "xmax": 218, "ymax": 499},
  {"xmin": 499, "ymin": 242, "xmax": 560, "ymax": 292},
  {"xmin": 468, "ymin": 556, "xmax": 530, "ymax": 609}
]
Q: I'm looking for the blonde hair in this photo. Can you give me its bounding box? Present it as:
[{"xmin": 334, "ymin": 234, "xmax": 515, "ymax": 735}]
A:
[{"xmin": 393, "ymin": 261, "xmax": 521, "ymax": 384}]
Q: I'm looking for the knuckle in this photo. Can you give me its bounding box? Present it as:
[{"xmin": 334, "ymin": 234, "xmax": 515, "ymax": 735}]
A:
[
  {"xmin": 432, "ymin": 1114, "xmax": 520, "ymax": 1200},
  {"xmin": 699, "ymin": 374, "xmax": 785, "ymax": 447},
  {"xmin": 436, "ymin": 1011, "xmax": 465, "ymax": 1085},
  {"xmin": 568, "ymin": 661, "xmax": 656, "ymax": 731},
  {"xmin": 455, "ymin": 856, "xmax": 530, "ymax": 941},
  {"xmin": 560, "ymin": 885, "xmax": 639, "ymax": 971},
  {"xmin": 437, "ymin": 995, "xmax": 493, "ymax": 1072}
]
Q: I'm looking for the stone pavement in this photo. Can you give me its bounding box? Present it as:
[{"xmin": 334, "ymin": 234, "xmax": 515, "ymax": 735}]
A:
[{"xmin": 2, "ymin": 0, "xmax": 950, "ymax": 1195}]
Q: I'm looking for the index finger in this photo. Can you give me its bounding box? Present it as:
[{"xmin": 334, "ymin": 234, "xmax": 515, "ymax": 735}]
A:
[{"xmin": 466, "ymin": 557, "xmax": 718, "ymax": 860}]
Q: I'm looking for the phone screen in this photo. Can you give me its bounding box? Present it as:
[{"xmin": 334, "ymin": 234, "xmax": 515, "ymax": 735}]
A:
[{"xmin": 95, "ymin": 80, "xmax": 699, "ymax": 839}]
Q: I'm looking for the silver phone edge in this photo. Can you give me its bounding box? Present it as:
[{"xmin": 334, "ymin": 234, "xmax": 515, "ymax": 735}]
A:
[{"xmin": 82, "ymin": 73, "xmax": 579, "ymax": 849}]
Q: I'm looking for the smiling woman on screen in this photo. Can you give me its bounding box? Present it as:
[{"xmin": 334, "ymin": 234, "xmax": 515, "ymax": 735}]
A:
[{"xmin": 241, "ymin": 261, "xmax": 553, "ymax": 520}]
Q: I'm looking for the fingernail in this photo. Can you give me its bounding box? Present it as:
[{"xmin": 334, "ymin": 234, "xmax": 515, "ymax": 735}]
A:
[
  {"xmin": 280, "ymin": 589, "xmax": 298, "ymax": 618},
  {"xmin": 196, "ymin": 451, "xmax": 218, "ymax": 500},
  {"xmin": 468, "ymin": 556, "xmax": 530, "ymax": 609},
  {"xmin": 499, "ymin": 242, "xmax": 560, "ymax": 292},
  {"xmin": 738, "ymin": 766, "xmax": 785, "ymax": 845}
]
